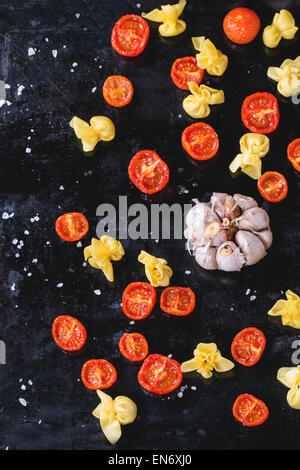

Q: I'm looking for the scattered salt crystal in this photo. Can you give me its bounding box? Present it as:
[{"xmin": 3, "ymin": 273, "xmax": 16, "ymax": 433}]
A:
[
  {"xmin": 21, "ymin": 385, "xmax": 26, "ymax": 390},
  {"xmin": 82, "ymin": 262, "xmax": 87, "ymax": 267},
  {"xmin": 94, "ymin": 289, "xmax": 101, "ymax": 296},
  {"xmin": 76, "ymin": 241, "xmax": 82, "ymax": 248},
  {"xmin": 9, "ymin": 212, "xmax": 14, "ymax": 218},
  {"xmin": 52, "ymin": 50, "xmax": 57, "ymax": 58},
  {"xmin": 72, "ymin": 62, "xmax": 78, "ymax": 67},
  {"xmin": 2, "ymin": 212, "xmax": 9, "ymax": 219},
  {"xmin": 245, "ymin": 288, "xmax": 250, "ymax": 296},
  {"xmin": 11, "ymin": 284, "xmax": 16, "ymax": 291},
  {"xmin": 91, "ymin": 87, "xmax": 97, "ymax": 93},
  {"xmin": 130, "ymin": 320, "xmax": 135, "ymax": 325},
  {"xmin": 5, "ymin": 84, "xmax": 10, "ymax": 89},
  {"xmin": 185, "ymin": 270, "xmax": 191, "ymax": 275},
  {"xmin": 75, "ymin": 13, "xmax": 80, "ymax": 18},
  {"xmin": 177, "ymin": 392, "xmax": 183, "ymax": 398},
  {"xmin": 24, "ymin": 230, "xmax": 29, "ymax": 235},
  {"xmin": 26, "ymin": 147, "xmax": 31, "ymax": 154},
  {"xmin": 17, "ymin": 85, "xmax": 25, "ymax": 96},
  {"xmin": 19, "ymin": 378, "xmax": 23, "ymax": 382},
  {"xmin": 15, "ymin": 253, "xmax": 20, "ymax": 258},
  {"xmin": 19, "ymin": 398, "xmax": 27, "ymax": 407},
  {"xmin": 250, "ymin": 295, "xmax": 256, "ymax": 301},
  {"xmin": 12, "ymin": 239, "xmax": 18, "ymax": 245},
  {"xmin": 27, "ymin": 273, "xmax": 32, "ymax": 277},
  {"xmin": 28, "ymin": 47, "xmax": 35, "ymax": 56},
  {"xmin": 191, "ymin": 386, "xmax": 197, "ymax": 391},
  {"xmin": 45, "ymin": 37, "xmax": 49, "ymax": 42},
  {"xmin": 28, "ymin": 380, "xmax": 33, "ymax": 385},
  {"xmin": 168, "ymin": 354, "xmax": 173, "ymax": 358},
  {"xmin": 57, "ymin": 283, "xmax": 63, "ymax": 288},
  {"xmin": 32, "ymin": 258, "xmax": 38, "ymax": 263},
  {"xmin": 59, "ymin": 185, "xmax": 64, "ymax": 190},
  {"xmin": 38, "ymin": 420, "xmax": 42, "ymax": 424},
  {"xmin": 178, "ymin": 114, "xmax": 182, "ymax": 118}
]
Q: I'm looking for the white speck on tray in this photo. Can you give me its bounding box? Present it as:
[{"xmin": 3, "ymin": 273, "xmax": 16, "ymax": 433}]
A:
[
  {"xmin": 27, "ymin": 273, "xmax": 32, "ymax": 277},
  {"xmin": 19, "ymin": 378, "xmax": 23, "ymax": 382},
  {"xmin": 76, "ymin": 241, "xmax": 82, "ymax": 248},
  {"xmin": 185, "ymin": 270, "xmax": 191, "ymax": 275},
  {"xmin": 30, "ymin": 215, "xmax": 39, "ymax": 222},
  {"xmin": 19, "ymin": 398, "xmax": 27, "ymax": 407},
  {"xmin": 75, "ymin": 13, "xmax": 80, "ymax": 18},
  {"xmin": 94, "ymin": 289, "xmax": 101, "ymax": 296},
  {"xmin": 52, "ymin": 49, "xmax": 58, "ymax": 58},
  {"xmin": 15, "ymin": 253, "xmax": 20, "ymax": 258},
  {"xmin": 245, "ymin": 288, "xmax": 250, "ymax": 295},
  {"xmin": 5, "ymin": 84, "xmax": 11, "ymax": 89},
  {"xmin": 91, "ymin": 87, "xmax": 97, "ymax": 93},
  {"xmin": 250, "ymin": 295, "xmax": 256, "ymax": 301},
  {"xmin": 57, "ymin": 283, "xmax": 63, "ymax": 288},
  {"xmin": 11, "ymin": 283, "xmax": 16, "ymax": 291},
  {"xmin": 32, "ymin": 258, "xmax": 38, "ymax": 263},
  {"xmin": 28, "ymin": 380, "xmax": 33, "ymax": 385},
  {"xmin": 25, "ymin": 147, "xmax": 31, "ymax": 154},
  {"xmin": 2, "ymin": 212, "xmax": 9, "ymax": 219},
  {"xmin": 177, "ymin": 392, "xmax": 183, "ymax": 398},
  {"xmin": 168, "ymin": 354, "xmax": 173, "ymax": 358},
  {"xmin": 28, "ymin": 47, "xmax": 35, "ymax": 56},
  {"xmin": 24, "ymin": 230, "xmax": 29, "ymax": 235},
  {"xmin": 129, "ymin": 320, "xmax": 135, "ymax": 325},
  {"xmin": 21, "ymin": 384, "xmax": 26, "ymax": 390},
  {"xmin": 38, "ymin": 420, "xmax": 42, "ymax": 424},
  {"xmin": 72, "ymin": 62, "xmax": 78, "ymax": 67},
  {"xmin": 178, "ymin": 113, "xmax": 182, "ymax": 118},
  {"xmin": 82, "ymin": 262, "xmax": 87, "ymax": 267},
  {"xmin": 17, "ymin": 85, "xmax": 25, "ymax": 96},
  {"xmin": 45, "ymin": 37, "xmax": 49, "ymax": 42},
  {"xmin": 191, "ymin": 386, "xmax": 197, "ymax": 390},
  {"xmin": 12, "ymin": 239, "xmax": 18, "ymax": 245},
  {"xmin": 59, "ymin": 185, "xmax": 64, "ymax": 190}
]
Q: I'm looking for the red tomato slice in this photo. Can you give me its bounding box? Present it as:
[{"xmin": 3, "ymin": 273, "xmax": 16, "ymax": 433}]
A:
[
  {"xmin": 233, "ymin": 394, "xmax": 269, "ymax": 427},
  {"xmin": 122, "ymin": 282, "xmax": 156, "ymax": 320},
  {"xmin": 138, "ymin": 354, "xmax": 183, "ymax": 395},
  {"xmin": 52, "ymin": 315, "xmax": 87, "ymax": 351},
  {"xmin": 223, "ymin": 7, "xmax": 261, "ymax": 44},
  {"xmin": 81, "ymin": 359, "xmax": 117, "ymax": 390},
  {"xmin": 103, "ymin": 75, "xmax": 133, "ymax": 108},
  {"xmin": 160, "ymin": 287, "xmax": 195, "ymax": 316},
  {"xmin": 111, "ymin": 14, "xmax": 150, "ymax": 57},
  {"xmin": 128, "ymin": 150, "xmax": 169, "ymax": 194},
  {"xmin": 182, "ymin": 122, "xmax": 219, "ymax": 161},
  {"xmin": 241, "ymin": 92, "xmax": 279, "ymax": 134},
  {"xmin": 119, "ymin": 333, "xmax": 148, "ymax": 361},
  {"xmin": 55, "ymin": 212, "xmax": 89, "ymax": 242},
  {"xmin": 171, "ymin": 57, "xmax": 204, "ymax": 90},
  {"xmin": 287, "ymin": 138, "xmax": 300, "ymax": 172},
  {"xmin": 257, "ymin": 171, "xmax": 288, "ymax": 202},
  {"xmin": 231, "ymin": 327, "xmax": 266, "ymax": 367}
]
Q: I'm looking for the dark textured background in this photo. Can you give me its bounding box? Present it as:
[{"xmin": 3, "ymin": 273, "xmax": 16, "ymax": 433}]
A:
[{"xmin": 0, "ymin": 0, "xmax": 300, "ymax": 451}]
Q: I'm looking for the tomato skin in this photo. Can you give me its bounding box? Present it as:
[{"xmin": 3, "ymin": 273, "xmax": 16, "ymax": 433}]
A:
[
  {"xmin": 257, "ymin": 171, "xmax": 288, "ymax": 203},
  {"xmin": 55, "ymin": 212, "xmax": 89, "ymax": 242},
  {"xmin": 233, "ymin": 394, "xmax": 269, "ymax": 427},
  {"xmin": 231, "ymin": 327, "xmax": 266, "ymax": 367},
  {"xmin": 287, "ymin": 138, "xmax": 300, "ymax": 172},
  {"xmin": 128, "ymin": 150, "xmax": 169, "ymax": 194},
  {"xmin": 52, "ymin": 315, "xmax": 87, "ymax": 352},
  {"xmin": 103, "ymin": 75, "xmax": 134, "ymax": 108},
  {"xmin": 119, "ymin": 333, "xmax": 148, "ymax": 361},
  {"xmin": 171, "ymin": 57, "xmax": 204, "ymax": 90},
  {"xmin": 160, "ymin": 287, "xmax": 195, "ymax": 316},
  {"xmin": 182, "ymin": 122, "xmax": 219, "ymax": 161},
  {"xmin": 122, "ymin": 282, "xmax": 157, "ymax": 320},
  {"xmin": 138, "ymin": 354, "xmax": 183, "ymax": 395},
  {"xmin": 81, "ymin": 359, "xmax": 117, "ymax": 390},
  {"xmin": 241, "ymin": 92, "xmax": 280, "ymax": 134},
  {"xmin": 223, "ymin": 7, "xmax": 260, "ymax": 44},
  {"xmin": 111, "ymin": 14, "xmax": 150, "ymax": 57}
]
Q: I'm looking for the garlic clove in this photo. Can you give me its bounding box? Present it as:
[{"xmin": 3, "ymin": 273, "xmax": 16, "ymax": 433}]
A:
[{"xmin": 235, "ymin": 230, "xmax": 266, "ymax": 265}]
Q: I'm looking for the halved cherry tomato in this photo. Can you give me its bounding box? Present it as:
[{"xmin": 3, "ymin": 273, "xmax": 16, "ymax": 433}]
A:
[
  {"xmin": 287, "ymin": 138, "xmax": 300, "ymax": 172},
  {"xmin": 138, "ymin": 354, "xmax": 183, "ymax": 395},
  {"xmin": 81, "ymin": 359, "xmax": 117, "ymax": 390},
  {"xmin": 160, "ymin": 287, "xmax": 195, "ymax": 316},
  {"xmin": 171, "ymin": 57, "xmax": 204, "ymax": 90},
  {"xmin": 223, "ymin": 7, "xmax": 261, "ymax": 44},
  {"xmin": 128, "ymin": 150, "xmax": 169, "ymax": 194},
  {"xmin": 241, "ymin": 92, "xmax": 279, "ymax": 134},
  {"xmin": 122, "ymin": 282, "xmax": 156, "ymax": 320},
  {"xmin": 257, "ymin": 171, "xmax": 288, "ymax": 202},
  {"xmin": 231, "ymin": 327, "xmax": 266, "ymax": 367},
  {"xmin": 55, "ymin": 212, "xmax": 89, "ymax": 242},
  {"xmin": 182, "ymin": 122, "xmax": 219, "ymax": 161},
  {"xmin": 111, "ymin": 14, "xmax": 150, "ymax": 57},
  {"xmin": 119, "ymin": 333, "xmax": 148, "ymax": 361},
  {"xmin": 233, "ymin": 394, "xmax": 269, "ymax": 427},
  {"xmin": 52, "ymin": 315, "xmax": 87, "ymax": 352},
  {"xmin": 103, "ymin": 75, "xmax": 133, "ymax": 108}
]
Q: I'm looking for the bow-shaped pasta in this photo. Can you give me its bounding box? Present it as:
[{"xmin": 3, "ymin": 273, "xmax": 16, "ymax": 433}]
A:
[
  {"xmin": 192, "ymin": 37, "xmax": 228, "ymax": 76},
  {"xmin": 181, "ymin": 342, "xmax": 234, "ymax": 379},
  {"xmin": 70, "ymin": 116, "xmax": 115, "ymax": 152},
  {"xmin": 263, "ymin": 9, "xmax": 298, "ymax": 48},
  {"xmin": 92, "ymin": 390, "xmax": 137, "ymax": 444},
  {"xmin": 138, "ymin": 250, "xmax": 172, "ymax": 287},
  {"xmin": 229, "ymin": 133, "xmax": 270, "ymax": 180},
  {"xmin": 268, "ymin": 290, "xmax": 300, "ymax": 329},
  {"xmin": 277, "ymin": 366, "xmax": 300, "ymax": 410},
  {"xmin": 183, "ymin": 82, "xmax": 225, "ymax": 118},
  {"xmin": 267, "ymin": 57, "xmax": 300, "ymax": 97},
  {"xmin": 142, "ymin": 0, "xmax": 186, "ymax": 37},
  {"xmin": 84, "ymin": 236, "xmax": 125, "ymax": 282}
]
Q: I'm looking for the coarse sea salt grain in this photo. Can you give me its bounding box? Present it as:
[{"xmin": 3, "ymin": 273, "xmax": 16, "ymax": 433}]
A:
[
  {"xmin": 19, "ymin": 398, "xmax": 27, "ymax": 407},
  {"xmin": 191, "ymin": 386, "xmax": 197, "ymax": 391},
  {"xmin": 94, "ymin": 289, "xmax": 101, "ymax": 296},
  {"xmin": 246, "ymin": 288, "xmax": 250, "ymax": 295},
  {"xmin": 26, "ymin": 147, "xmax": 31, "ymax": 154},
  {"xmin": 185, "ymin": 270, "xmax": 191, "ymax": 275},
  {"xmin": 52, "ymin": 50, "xmax": 57, "ymax": 58},
  {"xmin": 91, "ymin": 87, "xmax": 97, "ymax": 93},
  {"xmin": 17, "ymin": 85, "xmax": 25, "ymax": 96},
  {"xmin": 57, "ymin": 283, "xmax": 63, "ymax": 288},
  {"xmin": 250, "ymin": 295, "xmax": 256, "ymax": 301},
  {"xmin": 12, "ymin": 239, "xmax": 18, "ymax": 245},
  {"xmin": 2, "ymin": 212, "xmax": 9, "ymax": 219},
  {"xmin": 28, "ymin": 47, "xmax": 35, "ymax": 56},
  {"xmin": 21, "ymin": 385, "xmax": 26, "ymax": 390}
]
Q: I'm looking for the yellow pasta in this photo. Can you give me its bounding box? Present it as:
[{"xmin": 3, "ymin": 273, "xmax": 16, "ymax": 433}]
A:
[
  {"xmin": 192, "ymin": 37, "xmax": 228, "ymax": 76},
  {"xmin": 263, "ymin": 9, "xmax": 298, "ymax": 48},
  {"xmin": 70, "ymin": 115, "xmax": 115, "ymax": 152},
  {"xmin": 268, "ymin": 290, "xmax": 300, "ymax": 329},
  {"xmin": 277, "ymin": 366, "xmax": 300, "ymax": 410},
  {"xmin": 142, "ymin": 0, "xmax": 186, "ymax": 37},
  {"xmin": 183, "ymin": 83, "xmax": 225, "ymax": 119},
  {"xmin": 181, "ymin": 342, "xmax": 234, "ymax": 379},
  {"xmin": 93, "ymin": 390, "xmax": 137, "ymax": 445},
  {"xmin": 84, "ymin": 236, "xmax": 124, "ymax": 282},
  {"xmin": 229, "ymin": 133, "xmax": 270, "ymax": 180},
  {"xmin": 267, "ymin": 57, "xmax": 300, "ymax": 98},
  {"xmin": 138, "ymin": 250, "xmax": 172, "ymax": 287}
]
